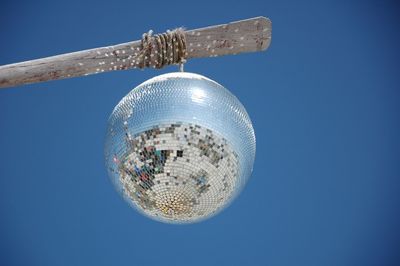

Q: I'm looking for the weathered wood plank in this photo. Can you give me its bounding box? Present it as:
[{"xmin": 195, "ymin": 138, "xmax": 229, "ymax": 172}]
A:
[{"xmin": 0, "ymin": 16, "xmax": 271, "ymax": 89}]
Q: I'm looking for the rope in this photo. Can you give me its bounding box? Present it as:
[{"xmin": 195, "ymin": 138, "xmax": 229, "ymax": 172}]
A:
[{"xmin": 138, "ymin": 28, "xmax": 187, "ymax": 69}]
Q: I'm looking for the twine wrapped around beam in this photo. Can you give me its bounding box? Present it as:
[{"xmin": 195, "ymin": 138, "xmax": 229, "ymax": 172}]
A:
[{"xmin": 139, "ymin": 28, "xmax": 187, "ymax": 69}]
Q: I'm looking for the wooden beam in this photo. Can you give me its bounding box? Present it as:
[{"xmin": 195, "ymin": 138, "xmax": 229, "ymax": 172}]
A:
[{"xmin": 0, "ymin": 16, "xmax": 271, "ymax": 89}]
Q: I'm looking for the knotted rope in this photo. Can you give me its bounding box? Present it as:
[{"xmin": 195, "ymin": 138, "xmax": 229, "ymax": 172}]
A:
[{"xmin": 138, "ymin": 28, "xmax": 187, "ymax": 69}]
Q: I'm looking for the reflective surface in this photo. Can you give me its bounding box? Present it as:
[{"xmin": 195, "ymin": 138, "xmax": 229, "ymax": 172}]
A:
[{"xmin": 105, "ymin": 72, "xmax": 255, "ymax": 223}]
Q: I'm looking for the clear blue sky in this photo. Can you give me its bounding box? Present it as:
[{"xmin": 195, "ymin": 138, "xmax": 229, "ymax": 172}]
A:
[{"xmin": 1, "ymin": 0, "xmax": 399, "ymax": 265}]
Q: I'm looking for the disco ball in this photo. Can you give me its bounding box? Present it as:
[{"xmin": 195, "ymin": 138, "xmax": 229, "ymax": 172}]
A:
[{"xmin": 104, "ymin": 72, "xmax": 255, "ymax": 223}]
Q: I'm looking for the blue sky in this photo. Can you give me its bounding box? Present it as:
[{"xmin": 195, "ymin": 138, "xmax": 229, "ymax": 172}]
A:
[{"xmin": 1, "ymin": 0, "xmax": 399, "ymax": 265}]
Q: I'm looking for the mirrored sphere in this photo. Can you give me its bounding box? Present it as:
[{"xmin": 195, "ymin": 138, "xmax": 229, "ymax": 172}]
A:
[{"xmin": 105, "ymin": 72, "xmax": 256, "ymax": 223}]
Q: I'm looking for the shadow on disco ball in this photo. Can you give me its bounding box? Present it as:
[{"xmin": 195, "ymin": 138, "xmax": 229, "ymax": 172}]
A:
[{"xmin": 104, "ymin": 72, "xmax": 256, "ymax": 224}]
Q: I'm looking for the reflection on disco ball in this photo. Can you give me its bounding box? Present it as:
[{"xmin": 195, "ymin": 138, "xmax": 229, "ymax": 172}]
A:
[{"xmin": 104, "ymin": 72, "xmax": 255, "ymax": 224}]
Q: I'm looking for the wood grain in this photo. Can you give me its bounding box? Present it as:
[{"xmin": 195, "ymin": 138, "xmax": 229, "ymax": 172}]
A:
[{"xmin": 0, "ymin": 17, "xmax": 271, "ymax": 89}]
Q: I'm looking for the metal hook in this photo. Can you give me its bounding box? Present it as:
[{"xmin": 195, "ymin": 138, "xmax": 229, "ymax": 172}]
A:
[{"xmin": 179, "ymin": 59, "xmax": 186, "ymax": 72}]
